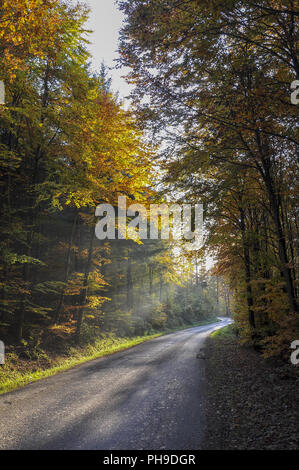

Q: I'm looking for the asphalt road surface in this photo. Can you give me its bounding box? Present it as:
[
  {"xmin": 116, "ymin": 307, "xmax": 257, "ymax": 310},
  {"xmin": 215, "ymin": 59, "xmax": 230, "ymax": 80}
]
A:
[{"xmin": 0, "ymin": 318, "xmax": 231, "ymax": 450}]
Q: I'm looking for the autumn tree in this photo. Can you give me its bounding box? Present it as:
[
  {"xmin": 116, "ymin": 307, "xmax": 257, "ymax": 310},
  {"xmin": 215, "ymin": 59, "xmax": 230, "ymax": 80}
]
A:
[{"xmin": 118, "ymin": 0, "xmax": 299, "ymax": 354}]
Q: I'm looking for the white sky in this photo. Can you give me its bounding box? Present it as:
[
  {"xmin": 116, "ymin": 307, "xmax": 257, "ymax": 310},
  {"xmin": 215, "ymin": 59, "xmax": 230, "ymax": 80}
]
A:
[{"xmin": 74, "ymin": 0, "xmax": 132, "ymax": 100}]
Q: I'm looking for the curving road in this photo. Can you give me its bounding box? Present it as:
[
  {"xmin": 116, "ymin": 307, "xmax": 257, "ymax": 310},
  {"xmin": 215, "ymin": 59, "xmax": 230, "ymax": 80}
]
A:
[{"xmin": 0, "ymin": 318, "xmax": 231, "ymax": 450}]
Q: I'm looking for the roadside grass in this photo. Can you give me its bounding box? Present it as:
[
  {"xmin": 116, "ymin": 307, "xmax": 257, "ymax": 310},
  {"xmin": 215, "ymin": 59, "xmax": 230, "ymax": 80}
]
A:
[
  {"xmin": 0, "ymin": 334, "xmax": 162, "ymax": 395},
  {"xmin": 0, "ymin": 317, "xmax": 220, "ymax": 395},
  {"xmin": 210, "ymin": 323, "xmax": 234, "ymax": 339}
]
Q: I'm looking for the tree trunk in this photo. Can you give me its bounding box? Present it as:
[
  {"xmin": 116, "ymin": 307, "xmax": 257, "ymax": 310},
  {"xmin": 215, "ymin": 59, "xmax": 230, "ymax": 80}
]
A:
[
  {"xmin": 159, "ymin": 272, "xmax": 163, "ymax": 302},
  {"xmin": 240, "ymin": 207, "xmax": 256, "ymax": 330},
  {"xmin": 126, "ymin": 254, "xmax": 133, "ymax": 309},
  {"xmin": 149, "ymin": 266, "xmax": 153, "ymax": 296},
  {"xmin": 75, "ymin": 224, "xmax": 95, "ymax": 343},
  {"xmin": 54, "ymin": 213, "xmax": 78, "ymax": 324},
  {"xmin": 256, "ymin": 130, "xmax": 298, "ymax": 313}
]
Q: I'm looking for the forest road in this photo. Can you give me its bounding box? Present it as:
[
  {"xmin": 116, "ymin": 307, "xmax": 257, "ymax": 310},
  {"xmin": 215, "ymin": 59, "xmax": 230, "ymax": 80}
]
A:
[{"xmin": 0, "ymin": 318, "xmax": 232, "ymax": 450}]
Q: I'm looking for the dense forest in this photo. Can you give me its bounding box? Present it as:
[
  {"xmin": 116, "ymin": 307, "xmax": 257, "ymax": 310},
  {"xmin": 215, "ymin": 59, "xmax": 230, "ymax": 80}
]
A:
[
  {"xmin": 0, "ymin": 0, "xmax": 298, "ymax": 363},
  {"xmin": 0, "ymin": 0, "xmax": 223, "ymax": 361},
  {"xmin": 118, "ymin": 0, "xmax": 299, "ymax": 357}
]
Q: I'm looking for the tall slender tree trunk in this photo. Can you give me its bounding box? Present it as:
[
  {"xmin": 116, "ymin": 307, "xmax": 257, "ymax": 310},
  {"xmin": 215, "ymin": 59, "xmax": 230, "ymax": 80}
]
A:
[
  {"xmin": 126, "ymin": 254, "xmax": 133, "ymax": 309},
  {"xmin": 149, "ymin": 266, "xmax": 153, "ymax": 296},
  {"xmin": 268, "ymin": 188, "xmax": 298, "ymax": 313},
  {"xmin": 159, "ymin": 272, "xmax": 163, "ymax": 302},
  {"xmin": 256, "ymin": 130, "xmax": 298, "ymax": 313},
  {"xmin": 17, "ymin": 217, "xmax": 34, "ymax": 342},
  {"xmin": 54, "ymin": 213, "xmax": 78, "ymax": 324},
  {"xmin": 75, "ymin": 224, "xmax": 95, "ymax": 343},
  {"xmin": 240, "ymin": 207, "xmax": 256, "ymax": 330},
  {"xmin": 216, "ymin": 277, "xmax": 219, "ymax": 315}
]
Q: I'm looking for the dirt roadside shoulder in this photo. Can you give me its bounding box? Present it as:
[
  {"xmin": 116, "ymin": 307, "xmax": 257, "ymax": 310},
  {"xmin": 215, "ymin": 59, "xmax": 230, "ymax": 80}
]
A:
[{"xmin": 203, "ymin": 326, "xmax": 298, "ymax": 450}]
